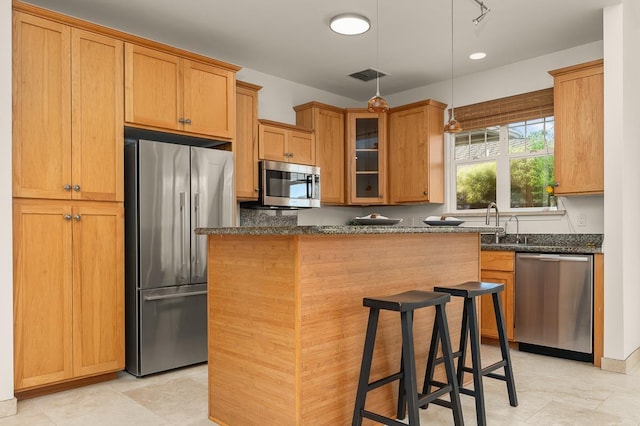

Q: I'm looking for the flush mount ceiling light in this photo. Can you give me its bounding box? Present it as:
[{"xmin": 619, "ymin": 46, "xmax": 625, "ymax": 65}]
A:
[
  {"xmin": 469, "ymin": 51, "xmax": 487, "ymax": 60},
  {"xmin": 367, "ymin": 0, "xmax": 389, "ymax": 112},
  {"xmin": 329, "ymin": 13, "xmax": 370, "ymax": 35}
]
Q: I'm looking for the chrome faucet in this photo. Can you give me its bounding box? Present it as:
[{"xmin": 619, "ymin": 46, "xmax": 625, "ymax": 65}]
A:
[
  {"xmin": 485, "ymin": 202, "xmax": 499, "ymax": 226},
  {"xmin": 506, "ymin": 215, "xmax": 520, "ymax": 244},
  {"xmin": 486, "ymin": 202, "xmax": 500, "ymax": 243}
]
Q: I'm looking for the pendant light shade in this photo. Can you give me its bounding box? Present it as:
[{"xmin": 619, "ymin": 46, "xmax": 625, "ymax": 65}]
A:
[
  {"xmin": 367, "ymin": 0, "xmax": 389, "ymax": 112},
  {"xmin": 444, "ymin": 0, "xmax": 462, "ymax": 133},
  {"xmin": 368, "ymin": 71, "xmax": 389, "ymax": 112}
]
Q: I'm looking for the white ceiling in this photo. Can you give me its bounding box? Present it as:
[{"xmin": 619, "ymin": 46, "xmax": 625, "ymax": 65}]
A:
[{"xmin": 23, "ymin": 0, "xmax": 620, "ymax": 101}]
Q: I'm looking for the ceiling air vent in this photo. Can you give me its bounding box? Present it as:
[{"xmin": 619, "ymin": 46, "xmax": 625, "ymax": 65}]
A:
[{"xmin": 349, "ymin": 68, "xmax": 387, "ymax": 82}]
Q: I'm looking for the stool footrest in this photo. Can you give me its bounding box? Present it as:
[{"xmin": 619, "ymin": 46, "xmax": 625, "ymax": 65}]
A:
[
  {"xmin": 433, "ymin": 350, "xmax": 464, "ymax": 366},
  {"xmin": 367, "ymin": 372, "xmax": 403, "ymax": 392},
  {"xmin": 481, "ymin": 359, "xmax": 507, "ymax": 376},
  {"xmin": 417, "ymin": 385, "xmax": 452, "ymax": 407},
  {"xmin": 361, "ymin": 410, "xmax": 407, "ymax": 426},
  {"xmin": 426, "ymin": 398, "xmax": 457, "ymax": 410}
]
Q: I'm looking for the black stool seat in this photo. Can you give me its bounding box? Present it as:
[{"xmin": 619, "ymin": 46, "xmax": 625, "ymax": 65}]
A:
[
  {"xmin": 353, "ymin": 290, "xmax": 463, "ymax": 426},
  {"xmin": 434, "ymin": 281, "xmax": 504, "ymax": 298},
  {"xmin": 364, "ymin": 290, "xmax": 451, "ymax": 312},
  {"xmin": 423, "ymin": 281, "xmax": 517, "ymax": 426}
]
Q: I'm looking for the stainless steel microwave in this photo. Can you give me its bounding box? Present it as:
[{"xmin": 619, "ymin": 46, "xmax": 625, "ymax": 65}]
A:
[{"xmin": 259, "ymin": 160, "xmax": 320, "ymax": 208}]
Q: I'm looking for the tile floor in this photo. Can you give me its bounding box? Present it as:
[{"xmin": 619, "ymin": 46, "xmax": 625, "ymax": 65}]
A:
[{"xmin": 2, "ymin": 346, "xmax": 640, "ymax": 425}]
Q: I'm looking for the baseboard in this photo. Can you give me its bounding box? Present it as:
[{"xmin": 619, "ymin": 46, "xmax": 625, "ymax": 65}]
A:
[
  {"xmin": 0, "ymin": 397, "xmax": 17, "ymax": 418},
  {"xmin": 601, "ymin": 346, "xmax": 640, "ymax": 374}
]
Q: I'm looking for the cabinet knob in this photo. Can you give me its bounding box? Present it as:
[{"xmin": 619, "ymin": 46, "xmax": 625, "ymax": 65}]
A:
[
  {"xmin": 423, "ymin": 191, "xmax": 428, "ymax": 196},
  {"xmin": 185, "ymin": 118, "xmax": 192, "ymax": 124},
  {"xmin": 64, "ymin": 214, "xmax": 72, "ymax": 221},
  {"xmin": 74, "ymin": 214, "xmax": 81, "ymax": 221},
  {"xmin": 178, "ymin": 117, "xmax": 185, "ymax": 124},
  {"xmin": 63, "ymin": 184, "xmax": 72, "ymax": 191},
  {"xmin": 554, "ymin": 182, "xmax": 560, "ymax": 187},
  {"xmin": 73, "ymin": 185, "xmax": 81, "ymax": 192}
]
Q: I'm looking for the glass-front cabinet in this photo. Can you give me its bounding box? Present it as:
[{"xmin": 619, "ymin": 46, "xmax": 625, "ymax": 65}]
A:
[{"xmin": 345, "ymin": 109, "xmax": 387, "ymax": 204}]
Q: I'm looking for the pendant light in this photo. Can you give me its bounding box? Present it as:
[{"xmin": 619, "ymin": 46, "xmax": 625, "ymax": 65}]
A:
[
  {"xmin": 444, "ymin": 0, "xmax": 462, "ymax": 133},
  {"xmin": 367, "ymin": 0, "xmax": 389, "ymax": 113}
]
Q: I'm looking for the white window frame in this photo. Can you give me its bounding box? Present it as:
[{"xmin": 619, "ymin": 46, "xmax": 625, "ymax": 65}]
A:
[{"xmin": 448, "ymin": 117, "xmax": 554, "ymax": 214}]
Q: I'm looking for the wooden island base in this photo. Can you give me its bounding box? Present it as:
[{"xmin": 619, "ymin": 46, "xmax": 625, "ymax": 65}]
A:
[{"xmin": 206, "ymin": 231, "xmax": 481, "ymax": 425}]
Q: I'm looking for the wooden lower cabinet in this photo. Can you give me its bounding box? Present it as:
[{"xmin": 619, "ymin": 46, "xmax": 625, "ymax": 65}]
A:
[
  {"xmin": 480, "ymin": 251, "xmax": 515, "ymax": 341},
  {"xmin": 13, "ymin": 199, "xmax": 124, "ymax": 391}
]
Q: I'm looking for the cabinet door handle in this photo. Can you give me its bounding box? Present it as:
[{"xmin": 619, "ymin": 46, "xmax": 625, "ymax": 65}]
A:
[
  {"xmin": 73, "ymin": 185, "xmax": 81, "ymax": 192},
  {"xmin": 73, "ymin": 214, "xmax": 81, "ymax": 221},
  {"xmin": 64, "ymin": 214, "xmax": 72, "ymax": 221},
  {"xmin": 63, "ymin": 184, "xmax": 72, "ymax": 191},
  {"xmin": 554, "ymin": 182, "xmax": 560, "ymax": 187},
  {"xmin": 185, "ymin": 118, "xmax": 192, "ymax": 124},
  {"xmin": 423, "ymin": 191, "xmax": 428, "ymax": 196}
]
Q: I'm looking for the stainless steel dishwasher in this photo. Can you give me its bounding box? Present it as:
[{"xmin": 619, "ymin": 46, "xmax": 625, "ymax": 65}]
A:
[{"xmin": 515, "ymin": 253, "xmax": 593, "ymax": 361}]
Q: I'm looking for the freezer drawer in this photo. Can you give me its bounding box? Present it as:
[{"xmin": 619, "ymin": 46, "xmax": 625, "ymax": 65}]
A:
[
  {"xmin": 138, "ymin": 284, "xmax": 208, "ymax": 376},
  {"xmin": 515, "ymin": 253, "xmax": 593, "ymax": 355}
]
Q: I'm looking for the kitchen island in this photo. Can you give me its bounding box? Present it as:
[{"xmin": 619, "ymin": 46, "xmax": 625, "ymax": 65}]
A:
[{"xmin": 196, "ymin": 225, "xmax": 499, "ymax": 426}]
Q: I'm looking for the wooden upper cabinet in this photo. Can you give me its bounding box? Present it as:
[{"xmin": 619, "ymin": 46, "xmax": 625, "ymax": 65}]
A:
[
  {"xmin": 389, "ymin": 100, "xmax": 446, "ymax": 204},
  {"xmin": 124, "ymin": 44, "xmax": 181, "ymax": 131},
  {"xmin": 125, "ymin": 43, "xmax": 235, "ymax": 140},
  {"xmin": 549, "ymin": 59, "xmax": 604, "ymax": 196},
  {"xmin": 13, "ymin": 12, "xmax": 123, "ymax": 202},
  {"xmin": 345, "ymin": 109, "xmax": 388, "ymax": 205},
  {"xmin": 258, "ymin": 120, "xmax": 315, "ymax": 165},
  {"xmin": 295, "ymin": 102, "xmax": 345, "ymax": 205},
  {"xmin": 13, "ymin": 12, "xmax": 71, "ymax": 200},
  {"xmin": 183, "ymin": 59, "xmax": 235, "ymax": 139},
  {"xmin": 72, "ymin": 28, "xmax": 124, "ymax": 202},
  {"xmin": 235, "ymin": 81, "xmax": 261, "ymax": 200}
]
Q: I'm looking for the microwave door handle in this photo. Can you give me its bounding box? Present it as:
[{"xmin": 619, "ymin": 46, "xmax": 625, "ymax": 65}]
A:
[{"xmin": 306, "ymin": 175, "xmax": 312, "ymax": 199}]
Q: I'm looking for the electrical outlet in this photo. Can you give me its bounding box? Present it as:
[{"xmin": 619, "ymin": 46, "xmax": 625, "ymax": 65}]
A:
[{"xmin": 577, "ymin": 213, "xmax": 587, "ymax": 227}]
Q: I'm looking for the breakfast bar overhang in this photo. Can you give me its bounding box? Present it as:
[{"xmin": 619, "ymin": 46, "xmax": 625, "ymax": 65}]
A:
[{"xmin": 196, "ymin": 225, "xmax": 499, "ymax": 426}]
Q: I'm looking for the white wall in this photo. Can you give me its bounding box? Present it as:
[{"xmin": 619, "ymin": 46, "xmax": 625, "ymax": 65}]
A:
[
  {"xmin": 236, "ymin": 68, "xmax": 357, "ymax": 125},
  {"xmin": 619, "ymin": 0, "xmax": 640, "ymax": 362},
  {"xmin": 0, "ymin": 0, "xmax": 15, "ymax": 413},
  {"xmin": 603, "ymin": 1, "xmax": 640, "ymax": 363}
]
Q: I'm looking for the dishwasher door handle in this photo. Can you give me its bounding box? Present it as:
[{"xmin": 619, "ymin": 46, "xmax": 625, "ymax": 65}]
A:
[{"xmin": 517, "ymin": 254, "xmax": 590, "ymax": 262}]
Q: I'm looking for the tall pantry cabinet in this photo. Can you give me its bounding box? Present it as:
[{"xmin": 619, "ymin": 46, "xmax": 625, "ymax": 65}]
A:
[{"xmin": 12, "ymin": 10, "xmax": 124, "ymax": 392}]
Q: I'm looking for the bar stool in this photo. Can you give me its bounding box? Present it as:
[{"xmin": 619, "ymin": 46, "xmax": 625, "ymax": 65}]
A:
[
  {"xmin": 352, "ymin": 290, "xmax": 464, "ymax": 426},
  {"xmin": 423, "ymin": 281, "xmax": 518, "ymax": 426}
]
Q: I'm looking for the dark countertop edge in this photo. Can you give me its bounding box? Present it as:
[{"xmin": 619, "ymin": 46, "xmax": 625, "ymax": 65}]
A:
[
  {"xmin": 481, "ymin": 243, "xmax": 603, "ymax": 254},
  {"xmin": 195, "ymin": 225, "xmax": 503, "ymax": 236}
]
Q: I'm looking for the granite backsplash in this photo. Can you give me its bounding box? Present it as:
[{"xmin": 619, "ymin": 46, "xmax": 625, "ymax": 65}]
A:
[{"xmin": 239, "ymin": 207, "xmax": 298, "ymax": 227}]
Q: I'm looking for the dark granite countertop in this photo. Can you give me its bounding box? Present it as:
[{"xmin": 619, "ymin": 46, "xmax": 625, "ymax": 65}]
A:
[
  {"xmin": 480, "ymin": 233, "xmax": 603, "ymax": 254},
  {"xmin": 195, "ymin": 225, "xmax": 503, "ymax": 236}
]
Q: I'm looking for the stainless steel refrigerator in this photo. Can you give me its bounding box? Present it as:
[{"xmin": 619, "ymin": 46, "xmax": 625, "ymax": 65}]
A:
[{"xmin": 124, "ymin": 138, "xmax": 234, "ymax": 376}]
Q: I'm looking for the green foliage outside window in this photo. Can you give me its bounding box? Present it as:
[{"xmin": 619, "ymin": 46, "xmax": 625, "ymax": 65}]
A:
[
  {"xmin": 456, "ymin": 162, "xmax": 496, "ymax": 209},
  {"xmin": 454, "ymin": 117, "xmax": 554, "ymax": 210}
]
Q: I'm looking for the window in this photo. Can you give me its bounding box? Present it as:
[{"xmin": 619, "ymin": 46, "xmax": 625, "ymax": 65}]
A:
[{"xmin": 452, "ymin": 116, "xmax": 555, "ymax": 211}]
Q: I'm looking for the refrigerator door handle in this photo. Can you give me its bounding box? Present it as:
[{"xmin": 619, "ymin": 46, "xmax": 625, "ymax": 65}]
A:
[
  {"xmin": 143, "ymin": 290, "xmax": 207, "ymax": 301},
  {"xmin": 180, "ymin": 191, "xmax": 187, "ymax": 278},
  {"xmin": 194, "ymin": 192, "xmax": 200, "ymax": 265}
]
